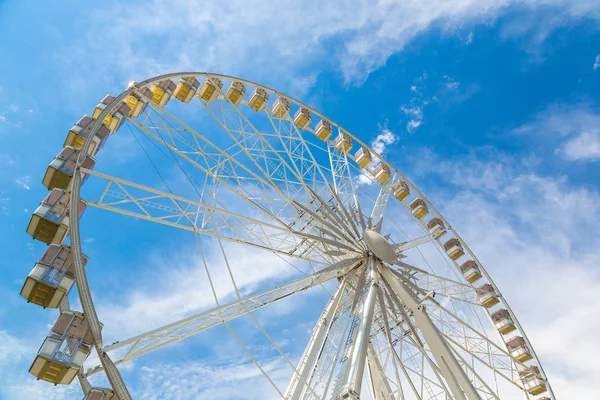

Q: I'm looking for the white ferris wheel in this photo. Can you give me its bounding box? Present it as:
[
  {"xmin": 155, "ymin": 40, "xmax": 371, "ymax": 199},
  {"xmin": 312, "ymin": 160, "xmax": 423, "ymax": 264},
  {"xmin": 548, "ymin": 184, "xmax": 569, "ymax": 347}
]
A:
[{"xmin": 22, "ymin": 72, "xmax": 555, "ymax": 400}]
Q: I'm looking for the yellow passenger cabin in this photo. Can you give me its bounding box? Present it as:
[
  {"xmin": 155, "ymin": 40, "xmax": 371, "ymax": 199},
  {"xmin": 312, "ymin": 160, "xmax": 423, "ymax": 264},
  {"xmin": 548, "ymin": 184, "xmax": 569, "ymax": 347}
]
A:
[
  {"xmin": 271, "ymin": 97, "xmax": 291, "ymax": 119},
  {"xmin": 459, "ymin": 260, "xmax": 482, "ymax": 283},
  {"xmin": 519, "ymin": 366, "xmax": 547, "ymax": 395},
  {"xmin": 124, "ymin": 88, "xmax": 152, "ymax": 118},
  {"xmin": 373, "ymin": 163, "xmax": 391, "ymax": 184},
  {"xmin": 409, "ymin": 198, "xmax": 429, "ymax": 219},
  {"xmin": 293, "ymin": 108, "xmax": 312, "ymax": 129},
  {"xmin": 149, "ymin": 79, "xmax": 176, "ymax": 107},
  {"xmin": 490, "ymin": 309, "xmax": 516, "ymax": 335},
  {"xmin": 26, "ymin": 189, "xmax": 86, "ymax": 245},
  {"xmin": 92, "ymin": 95, "xmax": 131, "ymax": 134},
  {"xmin": 518, "ymin": 366, "xmax": 547, "ymax": 395},
  {"xmin": 507, "ymin": 336, "xmax": 533, "ymax": 363},
  {"xmin": 315, "ymin": 119, "xmax": 333, "ymax": 141},
  {"xmin": 173, "ymin": 77, "xmax": 200, "ymax": 103},
  {"xmin": 85, "ymin": 388, "xmax": 115, "ymax": 400},
  {"xmin": 476, "ymin": 283, "xmax": 499, "ymax": 308},
  {"xmin": 392, "ymin": 180, "xmax": 410, "ymax": 200},
  {"xmin": 444, "ymin": 238, "xmax": 465, "ymax": 260},
  {"xmin": 248, "ymin": 88, "xmax": 269, "ymax": 112},
  {"xmin": 427, "ymin": 217, "xmax": 446, "ymax": 239},
  {"xmin": 354, "ymin": 147, "xmax": 372, "ymax": 168},
  {"xmin": 225, "ymin": 81, "xmax": 247, "ymax": 106},
  {"xmin": 42, "ymin": 147, "xmax": 95, "ymax": 190},
  {"xmin": 198, "ymin": 77, "xmax": 224, "ymax": 103},
  {"xmin": 334, "ymin": 132, "xmax": 352, "ymax": 153},
  {"xmin": 29, "ymin": 311, "xmax": 95, "ymax": 385},
  {"xmin": 64, "ymin": 116, "xmax": 111, "ymax": 157},
  {"xmin": 20, "ymin": 244, "xmax": 87, "ymax": 309}
]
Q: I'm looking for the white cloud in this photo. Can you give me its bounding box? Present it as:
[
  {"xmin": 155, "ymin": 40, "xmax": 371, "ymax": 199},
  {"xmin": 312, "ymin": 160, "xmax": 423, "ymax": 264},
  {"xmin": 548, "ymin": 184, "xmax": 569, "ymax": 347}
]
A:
[
  {"xmin": 358, "ymin": 128, "xmax": 399, "ymax": 185},
  {"xmin": 15, "ymin": 175, "xmax": 31, "ymax": 190},
  {"xmin": 370, "ymin": 129, "xmax": 398, "ymax": 155},
  {"xmin": 132, "ymin": 357, "xmax": 290, "ymax": 400},
  {"xmin": 55, "ymin": 0, "xmax": 600, "ymax": 97},
  {"xmin": 594, "ymin": 54, "xmax": 600, "ymax": 70},
  {"xmin": 401, "ymin": 105, "xmax": 424, "ymax": 132},
  {"xmin": 561, "ymin": 131, "xmax": 600, "ymax": 161},
  {"xmin": 96, "ymin": 240, "xmax": 303, "ymax": 340},
  {"xmin": 465, "ymin": 31, "xmax": 474, "ymax": 45},
  {"xmin": 514, "ymin": 103, "xmax": 600, "ymax": 162}
]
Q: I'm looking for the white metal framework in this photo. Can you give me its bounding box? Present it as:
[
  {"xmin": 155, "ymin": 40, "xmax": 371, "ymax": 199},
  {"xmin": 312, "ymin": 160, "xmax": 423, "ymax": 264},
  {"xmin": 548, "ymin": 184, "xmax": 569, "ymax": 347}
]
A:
[{"xmin": 26, "ymin": 72, "xmax": 555, "ymax": 399}]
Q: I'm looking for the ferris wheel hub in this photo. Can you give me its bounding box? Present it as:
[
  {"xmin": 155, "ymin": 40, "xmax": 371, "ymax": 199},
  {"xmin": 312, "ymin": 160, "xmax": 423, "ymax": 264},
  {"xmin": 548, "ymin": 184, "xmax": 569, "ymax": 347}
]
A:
[{"xmin": 363, "ymin": 229, "xmax": 396, "ymax": 263}]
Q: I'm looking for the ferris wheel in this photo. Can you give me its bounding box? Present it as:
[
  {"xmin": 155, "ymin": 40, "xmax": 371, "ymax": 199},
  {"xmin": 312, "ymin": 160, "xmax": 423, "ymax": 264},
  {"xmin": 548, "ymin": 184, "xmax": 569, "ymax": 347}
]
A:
[{"xmin": 22, "ymin": 72, "xmax": 555, "ymax": 400}]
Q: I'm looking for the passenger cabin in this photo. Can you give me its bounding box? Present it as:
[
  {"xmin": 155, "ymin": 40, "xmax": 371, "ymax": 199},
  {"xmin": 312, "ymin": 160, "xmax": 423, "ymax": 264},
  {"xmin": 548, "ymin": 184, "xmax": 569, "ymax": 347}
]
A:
[
  {"xmin": 173, "ymin": 77, "xmax": 200, "ymax": 103},
  {"xmin": 459, "ymin": 260, "xmax": 482, "ymax": 283},
  {"xmin": 85, "ymin": 388, "xmax": 115, "ymax": 400},
  {"xmin": 392, "ymin": 180, "xmax": 410, "ymax": 201},
  {"xmin": 248, "ymin": 88, "xmax": 269, "ymax": 112},
  {"xmin": 149, "ymin": 80, "xmax": 176, "ymax": 107},
  {"xmin": 315, "ymin": 120, "xmax": 333, "ymax": 141},
  {"xmin": 354, "ymin": 147, "xmax": 372, "ymax": 168},
  {"xmin": 427, "ymin": 218, "xmax": 446, "ymax": 239},
  {"xmin": 198, "ymin": 77, "xmax": 223, "ymax": 103},
  {"xmin": 518, "ymin": 366, "xmax": 547, "ymax": 395},
  {"xmin": 271, "ymin": 97, "xmax": 291, "ymax": 119},
  {"xmin": 334, "ymin": 133, "xmax": 352, "ymax": 153},
  {"xmin": 92, "ymin": 95, "xmax": 131, "ymax": 134},
  {"xmin": 507, "ymin": 336, "xmax": 533, "ymax": 363},
  {"xmin": 293, "ymin": 108, "xmax": 312, "ymax": 130},
  {"xmin": 409, "ymin": 198, "xmax": 429, "ymax": 219},
  {"xmin": 64, "ymin": 116, "xmax": 110, "ymax": 157},
  {"xmin": 26, "ymin": 189, "xmax": 86, "ymax": 245},
  {"xmin": 476, "ymin": 283, "xmax": 499, "ymax": 308},
  {"xmin": 42, "ymin": 147, "xmax": 95, "ymax": 190},
  {"xmin": 124, "ymin": 88, "xmax": 152, "ymax": 118},
  {"xmin": 225, "ymin": 81, "xmax": 247, "ymax": 106},
  {"xmin": 490, "ymin": 309, "xmax": 516, "ymax": 335},
  {"xmin": 373, "ymin": 163, "xmax": 391, "ymax": 184},
  {"xmin": 444, "ymin": 238, "xmax": 465, "ymax": 260},
  {"xmin": 29, "ymin": 311, "xmax": 94, "ymax": 385},
  {"xmin": 20, "ymin": 244, "xmax": 87, "ymax": 309}
]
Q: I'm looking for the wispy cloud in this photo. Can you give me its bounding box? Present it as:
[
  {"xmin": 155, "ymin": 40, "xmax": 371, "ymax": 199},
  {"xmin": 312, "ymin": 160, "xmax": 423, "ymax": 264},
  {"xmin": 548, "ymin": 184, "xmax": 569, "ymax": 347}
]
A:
[
  {"xmin": 594, "ymin": 54, "xmax": 600, "ymax": 71},
  {"xmin": 53, "ymin": 0, "xmax": 600, "ymax": 97},
  {"xmin": 358, "ymin": 128, "xmax": 399, "ymax": 185},
  {"xmin": 401, "ymin": 105, "xmax": 424, "ymax": 132},
  {"xmin": 15, "ymin": 176, "xmax": 31, "ymax": 190},
  {"xmin": 561, "ymin": 131, "xmax": 600, "ymax": 161},
  {"xmin": 514, "ymin": 102, "xmax": 600, "ymax": 162}
]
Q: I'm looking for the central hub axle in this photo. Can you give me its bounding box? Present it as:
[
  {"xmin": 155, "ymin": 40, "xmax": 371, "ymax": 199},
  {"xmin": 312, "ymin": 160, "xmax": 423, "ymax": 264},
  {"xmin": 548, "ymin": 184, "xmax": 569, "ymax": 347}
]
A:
[{"xmin": 363, "ymin": 229, "xmax": 396, "ymax": 263}]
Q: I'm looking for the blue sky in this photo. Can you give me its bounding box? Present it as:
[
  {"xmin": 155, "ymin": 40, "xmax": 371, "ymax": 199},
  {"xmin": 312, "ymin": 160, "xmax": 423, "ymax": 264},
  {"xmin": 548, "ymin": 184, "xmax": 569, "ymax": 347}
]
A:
[{"xmin": 1, "ymin": 0, "xmax": 600, "ymax": 399}]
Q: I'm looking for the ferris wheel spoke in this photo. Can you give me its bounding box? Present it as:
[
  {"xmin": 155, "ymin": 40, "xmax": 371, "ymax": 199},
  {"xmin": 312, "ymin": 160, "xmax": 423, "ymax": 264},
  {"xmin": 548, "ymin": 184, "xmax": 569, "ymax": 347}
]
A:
[
  {"xmin": 132, "ymin": 105, "xmax": 365, "ymax": 257},
  {"xmin": 84, "ymin": 169, "xmax": 360, "ymax": 263},
  {"xmin": 389, "ymin": 263, "xmax": 480, "ymax": 306},
  {"xmin": 393, "ymin": 234, "xmax": 436, "ymax": 254},
  {"xmin": 84, "ymin": 257, "xmax": 361, "ymax": 378},
  {"xmin": 369, "ymin": 186, "xmax": 392, "ymax": 233}
]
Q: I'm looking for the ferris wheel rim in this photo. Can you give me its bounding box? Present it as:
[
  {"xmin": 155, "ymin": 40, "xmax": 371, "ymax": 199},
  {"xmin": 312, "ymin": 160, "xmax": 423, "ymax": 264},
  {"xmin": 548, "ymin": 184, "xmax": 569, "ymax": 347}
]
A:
[{"xmin": 66, "ymin": 71, "xmax": 554, "ymax": 399}]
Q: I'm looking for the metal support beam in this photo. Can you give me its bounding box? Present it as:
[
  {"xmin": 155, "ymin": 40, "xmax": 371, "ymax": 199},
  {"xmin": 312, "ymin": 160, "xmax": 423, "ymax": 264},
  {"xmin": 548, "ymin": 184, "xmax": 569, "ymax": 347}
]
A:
[
  {"xmin": 380, "ymin": 264, "xmax": 481, "ymax": 400},
  {"xmin": 366, "ymin": 343, "xmax": 395, "ymax": 400},
  {"xmin": 85, "ymin": 258, "xmax": 361, "ymax": 377},
  {"xmin": 285, "ymin": 278, "xmax": 348, "ymax": 399},
  {"xmin": 336, "ymin": 258, "xmax": 379, "ymax": 399}
]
